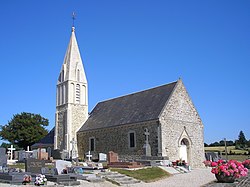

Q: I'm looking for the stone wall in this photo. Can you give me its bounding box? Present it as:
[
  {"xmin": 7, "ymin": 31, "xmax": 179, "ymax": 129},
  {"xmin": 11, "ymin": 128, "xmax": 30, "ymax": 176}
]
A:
[
  {"xmin": 55, "ymin": 105, "xmax": 67, "ymax": 150},
  {"xmin": 71, "ymin": 104, "xmax": 88, "ymax": 143},
  {"xmin": 55, "ymin": 104, "xmax": 88, "ymax": 152},
  {"xmin": 159, "ymin": 80, "xmax": 205, "ymax": 168},
  {"xmin": 77, "ymin": 120, "xmax": 159, "ymax": 160}
]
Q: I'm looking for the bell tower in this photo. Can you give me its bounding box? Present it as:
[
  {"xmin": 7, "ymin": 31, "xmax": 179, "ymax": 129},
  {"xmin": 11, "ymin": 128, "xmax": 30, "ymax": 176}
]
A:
[{"xmin": 54, "ymin": 25, "xmax": 88, "ymax": 157}]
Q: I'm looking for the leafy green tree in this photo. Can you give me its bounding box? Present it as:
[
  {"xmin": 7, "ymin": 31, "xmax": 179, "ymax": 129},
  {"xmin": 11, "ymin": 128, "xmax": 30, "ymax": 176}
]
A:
[
  {"xmin": 0, "ymin": 112, "xmax": 48, "ymax": 149},
  {"xmin": 235, "ymin": 130, "xmax": 247, "ymax": 149}
]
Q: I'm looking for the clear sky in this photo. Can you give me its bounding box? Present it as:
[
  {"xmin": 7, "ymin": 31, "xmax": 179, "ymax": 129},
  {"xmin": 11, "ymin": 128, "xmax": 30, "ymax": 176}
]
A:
[{"xmin": 0, "ymin": 1, "xmax": 249, "ymax": 144}]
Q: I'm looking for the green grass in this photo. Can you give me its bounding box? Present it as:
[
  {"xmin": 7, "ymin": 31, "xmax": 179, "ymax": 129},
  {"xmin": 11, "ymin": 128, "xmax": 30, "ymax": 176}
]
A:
[
  {"xmin": 205, "ymin": 146, "xmax": 249, "ymax": 154},
  {"xmin": 221, "ymin": 155, "xmax": 250, "ymax": 161},
  {"xmin": 110, "ymin": 167, "xmax": 171, "ymax": 183},
  {"xmin": 8, "ymin": 163, "xmax": 25, "ymax": 169},
  {"xmin": 205, "ymin": 146, "xmax": 235, "ymax": 152}
]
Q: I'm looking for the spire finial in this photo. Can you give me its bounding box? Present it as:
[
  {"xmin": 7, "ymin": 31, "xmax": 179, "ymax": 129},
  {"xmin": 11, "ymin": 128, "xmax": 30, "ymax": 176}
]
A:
[{"xmin": 72, "ymin": 12, "xmax": 76, "ymax": 32}]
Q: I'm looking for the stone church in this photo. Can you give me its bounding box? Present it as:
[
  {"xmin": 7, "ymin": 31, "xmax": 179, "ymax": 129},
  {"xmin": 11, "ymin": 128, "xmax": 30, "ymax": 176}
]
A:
[{"xmin": 35, "ymin": 26, "xmax": 205, "ymax": 168}]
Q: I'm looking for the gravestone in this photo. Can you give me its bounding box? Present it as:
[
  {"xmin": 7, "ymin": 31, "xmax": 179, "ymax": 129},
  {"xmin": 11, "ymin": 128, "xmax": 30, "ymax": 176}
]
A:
[
  {"xmin": 47, "ymin": 147, "xmax": 52, "ymax": 158},
  {"xmin": 108, "ymin": 151, "xmax": 118, "ymax": 163},
  {"xmin": 205, "ymin": 152, "xmax": 219, "ymax": 162},
  {"xmin": 25, "ymin": 158, "xmax": 45, "ymax": 174},
  {"xmin": 7, "ymin": 145, "xmax": 15, "ymax": 160},
  {"xmin": 0, "ymin": 148, "xmax": 7, "ymax": 167},
  {"xmin": 18, "ymin": 150, "xmax": 33, "ymax": 162},
  {"xmin": 61, "ymin": 150, "xmax": 69, "ymax": 160},
  {"xmin": 143, "ymin": 128, "xmax": 151, "ymax": 156},
  {"xmin": 55, "ymin": 160, "xmax": 72, "ymax": 174},
  {"xmin": 99, "ymin": 153, "xmax": 107, "ymax": 162},
  {"xmin": 86, "ymin": 151, "xmax": 92, "ymax": 161},
  {"xmin": 52, "ymin": 149, "xmax": 61, "ymax": 159}
]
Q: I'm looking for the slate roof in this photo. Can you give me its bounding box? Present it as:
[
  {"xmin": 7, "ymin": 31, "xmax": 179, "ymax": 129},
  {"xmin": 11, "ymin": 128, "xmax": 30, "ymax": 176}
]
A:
[
  {"xmin": 78, "ymin": 81, "xmax": 178, "ymax": 132},
  {"xmin": 31, "ymin": 127, "xmax": 54, "ymax": 147}
]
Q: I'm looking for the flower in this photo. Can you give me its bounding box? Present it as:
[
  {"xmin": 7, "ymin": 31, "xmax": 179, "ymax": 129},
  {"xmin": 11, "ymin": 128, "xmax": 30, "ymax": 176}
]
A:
[
  {"xmin": 34, "ymin": 174, "xmax": 47, "ymax": 186},
  {"xmin": 22, "ymin": 174, "xmax": 32, "ymax": 184},
  {"xmin": 211, "ymin": 160, "xmax": 248, "ymax": 179},
  {"xmin": 242, "ymin": 160, "xmax": 250, "ymax": 169}
]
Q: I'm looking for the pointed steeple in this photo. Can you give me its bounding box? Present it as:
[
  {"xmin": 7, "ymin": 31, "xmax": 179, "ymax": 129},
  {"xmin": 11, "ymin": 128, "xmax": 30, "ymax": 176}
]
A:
[
  {"xmin": 59, "ymin": 27, "xmax": 87, "ymax": 83},
  {"xmin": 55, "ymin": 24, "xmax": 88, "ymax": 155}
]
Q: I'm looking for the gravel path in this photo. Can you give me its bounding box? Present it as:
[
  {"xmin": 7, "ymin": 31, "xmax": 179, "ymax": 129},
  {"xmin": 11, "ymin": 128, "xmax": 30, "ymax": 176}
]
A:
[{"xmin": 130, "ymin": 168, "xmax": 216, "ymax": 187}]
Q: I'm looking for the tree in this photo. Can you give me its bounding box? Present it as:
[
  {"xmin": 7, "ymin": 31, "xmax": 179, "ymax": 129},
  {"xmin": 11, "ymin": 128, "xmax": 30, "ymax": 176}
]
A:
[
  {"xmin": 235, "ymin": 130, "xmax": 247, "ymax": 149},
  {"xmin": 0, "ymin": 112, "xmax": 48, "ymax": 149}
]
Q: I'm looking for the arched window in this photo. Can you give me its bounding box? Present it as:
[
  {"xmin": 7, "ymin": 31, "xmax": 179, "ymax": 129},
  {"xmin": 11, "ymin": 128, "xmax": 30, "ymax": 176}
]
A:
[{"xmin": 76, "ymin": 84, "xmax": 80, "ymax": 104}]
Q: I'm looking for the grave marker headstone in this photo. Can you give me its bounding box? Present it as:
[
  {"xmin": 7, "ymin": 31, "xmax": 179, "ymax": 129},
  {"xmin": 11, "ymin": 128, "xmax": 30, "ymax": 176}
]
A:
[
  {"xmin": 47, "ymin": 147, "xmax": 52, "ymax": 158},
  {"xmin": 86, "ymin": 151, "xmax": 92, "ymax": 161},
  {"xmin": 25, "ymin": 158, "xmax": 45, "ymax": 174},
  {"xmin": 55, "ymin": 160, "xmax": 72, "ymax": 174},
  {"xmin": 7, "ymin": 145, "xmax": 15, "ymax": 160},
  {"xmin": 0, "ymin": 148, "xmax": 7, "ymax": 167},
  {"xmin": 99, "ymin": 153, "xmax": 107, "ymax": 162},
  {"xmin": 108, "ymin": 151, "xmax": 118, "ymax": 163}
]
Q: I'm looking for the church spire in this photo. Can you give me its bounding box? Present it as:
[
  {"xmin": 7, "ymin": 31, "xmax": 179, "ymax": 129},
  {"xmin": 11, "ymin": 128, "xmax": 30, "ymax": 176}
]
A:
[
  {"xmin": 55, "ymin": 19, "xmax": 89, "ymax": 155},
  {"xmin": 59, "ymin": 22, "xmax": 87, "ymax": 84}
]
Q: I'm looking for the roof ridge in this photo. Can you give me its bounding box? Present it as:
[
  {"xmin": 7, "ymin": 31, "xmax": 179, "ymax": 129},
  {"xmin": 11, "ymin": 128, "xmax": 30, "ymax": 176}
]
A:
[{"xmin": 98, "ymin": 80, "xmax": 178, "ymax": 104}]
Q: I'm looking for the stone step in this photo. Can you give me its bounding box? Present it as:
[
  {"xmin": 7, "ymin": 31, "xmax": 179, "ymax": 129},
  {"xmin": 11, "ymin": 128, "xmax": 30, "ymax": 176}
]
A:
[
  {"xmin": 176, "ymin": 166, "xmax": 190, "ymax": 173},
  {"xmin": 158, "ymin": 166, "xmax": 181, "ymax": 174},
  {"xmin": 100, "ymin": 171, "xmax": 141, "ymax": 185},
  {"xmin": 119, "ymin": 180, "xmax": 141, "ymax": 185}
]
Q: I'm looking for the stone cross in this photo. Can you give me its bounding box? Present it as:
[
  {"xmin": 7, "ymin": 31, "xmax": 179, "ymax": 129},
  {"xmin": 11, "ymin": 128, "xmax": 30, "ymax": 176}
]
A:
[
  {"xmin": 144, "ymin": 128, "xmax": 150, "ymax": 144},
  {"xmin": 143, "ymin": 129, "xmax": 151, "ymax": 156},
  {"xmin": 70, "ymin": 138, "xmax": 77, "ymax": 159},
  {"xmin": 86, "ymin": 151, "xmax": 92, "ymax": 161},
  {"xmin": 7, "ymin": 145, "xmax": 16, "ymax": 160}
]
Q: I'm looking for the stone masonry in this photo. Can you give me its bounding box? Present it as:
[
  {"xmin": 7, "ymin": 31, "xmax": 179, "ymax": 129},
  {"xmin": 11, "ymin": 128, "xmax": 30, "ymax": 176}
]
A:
[{"xmin": 159, "ymin": 80, "xmax": 204, "ymax": 167}]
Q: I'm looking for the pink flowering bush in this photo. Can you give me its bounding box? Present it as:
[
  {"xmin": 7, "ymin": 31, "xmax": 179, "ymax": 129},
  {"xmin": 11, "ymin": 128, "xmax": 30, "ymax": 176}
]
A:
[
  {"xmin": 242, "ymin": 160, "xmax": 250, "ymax": 169},
  {"xmin": 211, "ymin": 160, "xmax": 248, "ymax": 179}
]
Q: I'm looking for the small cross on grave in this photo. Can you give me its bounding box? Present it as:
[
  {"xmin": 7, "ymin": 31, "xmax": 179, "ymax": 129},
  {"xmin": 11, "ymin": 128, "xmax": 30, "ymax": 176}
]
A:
[
  {"xmin": 86, "ymin": 151, "xmax": 92, "ymax": 161},
  {"xmin": 8, "ymin": 145, "xmax": 16, "ymax": 160},
  {"xmin": 70, "ymin": 138, "xmax": 78, "ymax": 159}
]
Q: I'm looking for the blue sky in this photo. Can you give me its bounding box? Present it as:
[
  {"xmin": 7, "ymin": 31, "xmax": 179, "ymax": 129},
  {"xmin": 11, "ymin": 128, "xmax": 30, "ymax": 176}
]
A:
[{"xmin": 0, "ymin": 1, "xmax": 249, "ymax": 144}]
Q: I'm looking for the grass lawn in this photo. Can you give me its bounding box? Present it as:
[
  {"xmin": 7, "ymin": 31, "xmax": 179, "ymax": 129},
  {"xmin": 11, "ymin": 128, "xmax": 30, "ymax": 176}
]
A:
[
  {"xmin": 111, "ymin": 167, "xmax": 171, "ymax": 183},
  {"xmin": 221, "ymin": 155, "xmax": 250, "ymax": 161},
  {"xmin": 205, "ymin": 146, "xmax": 249, "ymax": 154},
  {"xmin": 8, "ymin": 163, "xmax": 25, "ymax": 169},
  {"xmin": 204, "ymin": 146, "xmax": 235, "ymax": 152}
]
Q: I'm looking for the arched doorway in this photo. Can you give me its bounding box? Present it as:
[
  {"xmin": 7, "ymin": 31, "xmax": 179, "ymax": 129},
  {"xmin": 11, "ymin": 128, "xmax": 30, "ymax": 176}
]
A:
[{"xmin": 179, "ymin": 138, "xmax": 190, "ymax": 163}]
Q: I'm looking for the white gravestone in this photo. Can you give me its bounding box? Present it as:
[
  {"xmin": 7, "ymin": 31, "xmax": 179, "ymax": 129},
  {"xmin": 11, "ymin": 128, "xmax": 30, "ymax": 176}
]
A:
[
  {"xmin": 86, "ymin": 151, "xmax": 92, "ymax": 161},
  {"xmin": 99, "ymin": 153, "xmax": 107, "ymax": 162},
  {"xmin": 55, "ymin": 160, "xmax": 72, "ymax": 174},
  {"xmin": 7, "ymin": 145, "xmax": 16, "ymax": 160}
]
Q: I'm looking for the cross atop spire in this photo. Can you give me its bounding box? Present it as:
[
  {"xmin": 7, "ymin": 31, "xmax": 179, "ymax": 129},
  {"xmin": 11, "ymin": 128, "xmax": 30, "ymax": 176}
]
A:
[{"xmin": 72, "ymin": 12, "xmax": 76, "ymax": 28}]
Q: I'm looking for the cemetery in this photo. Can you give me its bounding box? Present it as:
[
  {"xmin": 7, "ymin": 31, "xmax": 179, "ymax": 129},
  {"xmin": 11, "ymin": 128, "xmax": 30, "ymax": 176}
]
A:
[{"xmin": 0, "ymin": 143, "xmax": 198, "ymax": 185}]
